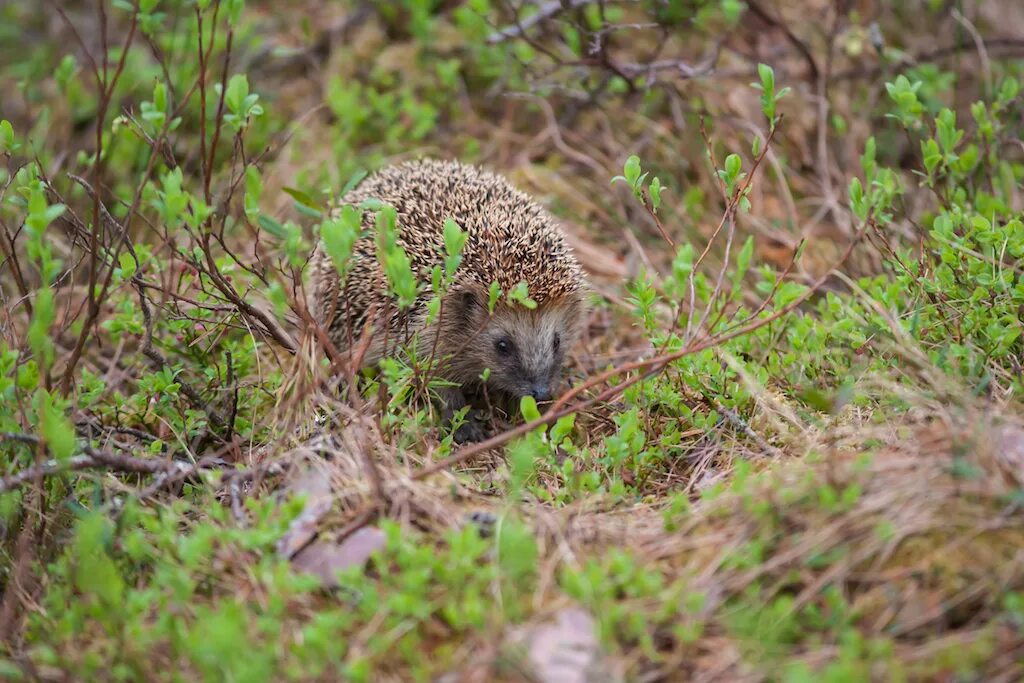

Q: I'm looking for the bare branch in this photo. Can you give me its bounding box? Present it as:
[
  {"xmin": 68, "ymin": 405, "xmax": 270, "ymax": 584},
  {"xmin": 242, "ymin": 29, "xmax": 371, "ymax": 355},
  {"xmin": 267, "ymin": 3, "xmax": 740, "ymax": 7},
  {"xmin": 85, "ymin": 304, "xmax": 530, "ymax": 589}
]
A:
[{"xmin": 488, "ymin": 0, "xmax": 596, "ymax": 44}]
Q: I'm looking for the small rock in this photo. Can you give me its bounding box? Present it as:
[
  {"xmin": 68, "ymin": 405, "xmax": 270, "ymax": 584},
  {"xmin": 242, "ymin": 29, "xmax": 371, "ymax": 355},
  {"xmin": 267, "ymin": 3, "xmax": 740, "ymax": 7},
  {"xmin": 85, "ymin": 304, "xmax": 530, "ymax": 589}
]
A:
[
  {"xmin": 513, "ymin": 607, "xmax": 620, "ymax": 683},
  {"xmin": 276, "ymin": 496, "xmax": 332, "ymax": 558},
  {"xmin": 275, "ymin": 462, "xmax": 334, "ymax": 558},
  {"xmin": 996, "ymin": 424, "xmax": 1024, "ymax": 486}
]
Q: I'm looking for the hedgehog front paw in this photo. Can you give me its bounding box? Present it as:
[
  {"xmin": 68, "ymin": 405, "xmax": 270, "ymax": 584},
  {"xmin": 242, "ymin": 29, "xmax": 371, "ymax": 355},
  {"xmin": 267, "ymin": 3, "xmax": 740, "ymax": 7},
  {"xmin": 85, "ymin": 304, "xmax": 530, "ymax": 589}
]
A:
[
  {"xmin": 452, "ymin": 416, "xmax": 490, "ymax": 444},
  {"xmin": 439, "ymin": 388, "xmax": 489, "ymax": 444}
]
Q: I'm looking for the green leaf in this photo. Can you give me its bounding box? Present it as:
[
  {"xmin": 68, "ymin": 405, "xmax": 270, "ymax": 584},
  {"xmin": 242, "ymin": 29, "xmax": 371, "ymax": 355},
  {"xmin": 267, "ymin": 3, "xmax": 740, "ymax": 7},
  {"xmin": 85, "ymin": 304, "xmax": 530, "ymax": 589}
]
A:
[
  {"xmin": 225, "ymin": 0, "xmax": 245, "ymax": 24},
  {"xmin": 72, "ymin": 513, "xmax": 124, "ymax": 606},
  {"xmin": 624, "ymin": 155, "xmax": 641, "ymax": 185},
  {"xmin": 28, "ymin": 288, "xmax": 56, "ymax": 369},
  {"xmin": 0, "ymin": 119, "xmax": 17, "ymax": 153},
  {"xmin": 671, "ymin": 243, "xmax": 695, "ymax": 285},
  {"xmin": 921, "ymin": 138, "xmax": 942, "ymax": 175},
  {"xmin": 321, "ymin": 205, "xmax": 362, "ymax": 277},
  {"xmin": 155, "ymin": 167, "xmax": 188, "ymax": 228},
  {"xmin": 220, "ymin": 74, "xmax": 263, "ymax": 131},
  {"xmin": 506, "ymin": 433, "xmax": 540, "ymax": 491},
  {"xmin": 118, "ymin": 251, "xmax": 137, "ymax": 280},
  {"xmin": 724, "ymin": 154, "xmax": 742, "ymax": 181},
  {"xmin": 442, "ymin": 217, "xmax": 467, "ymax": 278},
  {"xmin": 613, "ymin": 155, "xmax": 645, "ymax": 194},
  {"xmin": 224, "ymin": 74, "xmax": 249, "ymax": 115},
  {"xmin": 25, "ymin": 186, "xmax": 65, "ymax": 236},
  {"xmin": 375, "ymin": 205, "xmax": 418, "ymax": 308},
  {"xmin": 282, "ymin": 186, "xmax": 321, "ymax": 211},
  {"xmin": 550, "ymin": 413, "xmax": 576, "ymax": 443},
  {"xmin": 55, "ymin": 54, "xmax": 79, "ymax": 90},
  {"xmin": 153, "ymin": 80, "xmax": 167, "ymax": 113},
  {"xmin": 648, "ymin": 176, "xmax": 663, "ymax": 211},
  {"xmin": 37, "ymin": 389, "xmax": 75, "ymax": 461},
  {"xmin": 520, "ymin": 395, "xmax": 541, "ymax": 422},
  {"xmin": 244, "ymin": 165, "xmax": 262, "ymax": 218},
  {"xmin": 497, "ymin": 516, "xmax": 538, "ymax": 585},
  {"xmin": 340, "ymin": 169, "xmax": 368, "ymax": 196},
  {"xmin": 507, "ymin": 281, "xmax": 537, "ymax": 309},
  {"xmin": 757, "ymin": 63, "xmax": 775, "ymax": 92},
  {"xmin": 848, "ymin": 176, "xmax": 863, "ymax": 204},
  {"xmin": 935, "ymin": 108, "xmax": 963, "ymax": 153},
  {"xmin": 848, "ymin": 177, "xmax": 867, "ymax": 221},
  {"xmin": 258, "ymin": 214, "xmax": 288, "ymax": 238},
  {"xmin": 488, "ymin": 281, "xmax": 501, "ymax": 313},
  {"xmin": 293, "ymin": 201, "xmax": 322, "ymax": 219},
  {"xmin": 998, "ymin": 76, "xmax": 1020, "ymax": 104},
  {"xmin": 755, "ymin": 63, "xmax": 777, "ymax": 121}
]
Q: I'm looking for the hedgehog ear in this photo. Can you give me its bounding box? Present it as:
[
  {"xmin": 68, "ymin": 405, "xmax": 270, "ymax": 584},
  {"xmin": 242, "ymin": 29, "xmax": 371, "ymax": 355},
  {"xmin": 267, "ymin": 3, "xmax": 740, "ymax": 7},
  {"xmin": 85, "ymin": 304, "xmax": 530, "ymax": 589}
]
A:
[{"xmin": 454, "ymin": 287, "xmax": 483, "ymax": 319}]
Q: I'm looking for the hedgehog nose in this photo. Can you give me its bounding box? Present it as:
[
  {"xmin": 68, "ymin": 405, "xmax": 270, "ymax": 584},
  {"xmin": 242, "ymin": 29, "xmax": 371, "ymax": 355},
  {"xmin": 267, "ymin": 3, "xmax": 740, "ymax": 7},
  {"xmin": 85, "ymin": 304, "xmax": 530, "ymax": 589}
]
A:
[{"xmin": 528, "ymin": 385, "xmax": 552, "ymax": 402}]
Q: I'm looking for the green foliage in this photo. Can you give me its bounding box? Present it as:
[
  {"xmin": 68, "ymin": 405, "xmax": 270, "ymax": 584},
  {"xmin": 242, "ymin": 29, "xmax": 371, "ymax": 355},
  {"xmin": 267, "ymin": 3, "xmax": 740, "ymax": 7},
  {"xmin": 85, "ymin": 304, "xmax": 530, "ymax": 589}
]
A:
[
  {"xmin": 374, "ymin": 204, "xmax": 419, "ymax": 309},
  {"xmin": 36, "ymin": 389, "xmax": 75, "ymax": 461},
  {"xmin": 22, "ymin": 502, "xmax": 539, "ymax": 681},
  {"xmin": 320, "ymin": 205, "xmax": 363, "ymax": 283},
  {"xmin": 612, "ymin": 154, "xmax": 665, "ymax": 211},
  {"xmin": 219, "ymin": 74, "xmax": 265, "ymax": 132},
  {"xmin": 0, "ymin": 119, "xmax": 18, "ymax": 153},
  {"xmin": 752, "ymin": 63, "xmax": 791, "ymax": 127},
  {"xmin": 506, "ymin": 280, "xmax": 537, "ymax": 310}
]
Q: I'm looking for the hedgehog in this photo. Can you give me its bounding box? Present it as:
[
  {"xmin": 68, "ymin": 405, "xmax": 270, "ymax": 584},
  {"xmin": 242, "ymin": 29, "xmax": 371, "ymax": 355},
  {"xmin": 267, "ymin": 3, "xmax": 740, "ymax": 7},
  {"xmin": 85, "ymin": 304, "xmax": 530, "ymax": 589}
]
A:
[{"xmin": 308, "ymin": 159, "xmax": 588, "ymax": 442}]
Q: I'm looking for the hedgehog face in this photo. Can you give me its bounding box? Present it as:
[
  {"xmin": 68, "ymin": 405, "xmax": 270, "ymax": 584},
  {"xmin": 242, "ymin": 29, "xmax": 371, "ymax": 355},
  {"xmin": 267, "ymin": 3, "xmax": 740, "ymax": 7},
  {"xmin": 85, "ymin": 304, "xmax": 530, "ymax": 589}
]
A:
[{"xmin": 446, "ymin": 288, "xmax": 583, "ymax": 403}]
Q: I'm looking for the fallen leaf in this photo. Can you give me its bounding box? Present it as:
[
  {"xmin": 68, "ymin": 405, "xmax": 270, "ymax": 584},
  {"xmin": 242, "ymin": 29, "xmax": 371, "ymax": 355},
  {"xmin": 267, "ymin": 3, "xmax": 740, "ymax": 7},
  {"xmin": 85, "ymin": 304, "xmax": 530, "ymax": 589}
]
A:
[{"xmin": 291, "ymin": 527, "xmax": 387, "ymax": 587}]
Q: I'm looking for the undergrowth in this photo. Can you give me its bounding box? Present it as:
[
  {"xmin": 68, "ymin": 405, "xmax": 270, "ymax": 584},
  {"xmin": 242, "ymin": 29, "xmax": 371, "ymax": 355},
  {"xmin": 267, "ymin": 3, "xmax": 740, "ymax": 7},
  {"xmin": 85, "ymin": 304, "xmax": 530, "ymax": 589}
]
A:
[{"xmin": 1, "ymin": 1, "xmax": 1023, "ymax": 681}]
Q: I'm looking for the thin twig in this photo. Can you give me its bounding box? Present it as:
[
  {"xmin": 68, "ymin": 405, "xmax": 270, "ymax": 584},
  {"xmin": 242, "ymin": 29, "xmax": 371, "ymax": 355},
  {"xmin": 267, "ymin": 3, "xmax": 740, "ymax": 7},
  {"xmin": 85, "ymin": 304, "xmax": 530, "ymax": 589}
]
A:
[
  {"xmin": 1, "ymin": 432, "xmax": 172, "ymax": 493},
  {"xmin": 135, "ymin": 279, "xmax": 228, "ymax": 429},
  {"xmin": 487, "ymin": 0, "xmax": 595, "ymax": 43}
]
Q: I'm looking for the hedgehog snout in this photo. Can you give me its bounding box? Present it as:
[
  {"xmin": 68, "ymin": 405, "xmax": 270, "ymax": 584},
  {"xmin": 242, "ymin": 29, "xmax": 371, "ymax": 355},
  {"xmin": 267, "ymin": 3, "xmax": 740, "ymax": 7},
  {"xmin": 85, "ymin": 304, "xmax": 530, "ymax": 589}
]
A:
[
  {"xmin": 528, "ymin": 384, "xmax": 552, "ymax": 402},
  {"xmin": 497, "ymin": 366, "xmax": 558, "ymax": 403},
  {"xmin": 528, "ymin": 350, "xmax": 567, "ymax": 402},
  {"xmin": 522, "ymin": 364, "xmax": 561, "ymax": 402}
]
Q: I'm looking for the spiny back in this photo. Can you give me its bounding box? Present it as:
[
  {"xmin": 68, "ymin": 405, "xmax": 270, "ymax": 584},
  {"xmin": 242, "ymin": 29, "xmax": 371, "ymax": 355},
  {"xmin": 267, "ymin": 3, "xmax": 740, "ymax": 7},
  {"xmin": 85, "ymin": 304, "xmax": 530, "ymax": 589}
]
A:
[
  {"xmin": 311, "ymin": 159, "xmax": 585, "ymax": 344},
  {"xmin": 346, "ymin": 159, "xmax": 582, "ymax": 298}
]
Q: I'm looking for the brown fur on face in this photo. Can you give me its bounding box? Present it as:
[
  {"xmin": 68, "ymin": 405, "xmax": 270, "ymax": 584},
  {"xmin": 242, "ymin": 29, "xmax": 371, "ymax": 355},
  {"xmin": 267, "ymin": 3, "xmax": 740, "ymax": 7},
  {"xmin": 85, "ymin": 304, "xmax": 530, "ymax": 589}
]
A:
[{"xmin": 437, "ymin": 285, "xmax": 585, "ymax": 404}]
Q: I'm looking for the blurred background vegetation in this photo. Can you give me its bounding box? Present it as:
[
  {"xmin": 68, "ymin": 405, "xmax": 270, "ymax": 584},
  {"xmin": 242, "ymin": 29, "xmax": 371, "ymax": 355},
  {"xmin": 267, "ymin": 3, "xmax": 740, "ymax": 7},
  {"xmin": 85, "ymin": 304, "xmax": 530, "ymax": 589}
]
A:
[{"xmin": 1, "ymin": 1, "xmax": 1023, "ymax": 681}]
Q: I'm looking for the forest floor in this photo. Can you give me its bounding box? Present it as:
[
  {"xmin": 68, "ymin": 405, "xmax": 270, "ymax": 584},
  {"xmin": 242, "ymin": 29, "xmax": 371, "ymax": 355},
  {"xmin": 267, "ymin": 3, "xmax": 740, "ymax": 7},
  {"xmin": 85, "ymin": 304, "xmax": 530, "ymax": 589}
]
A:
[{"xmin": 1, "ymin": 1, "xmax": 1024, "ymax": 681}]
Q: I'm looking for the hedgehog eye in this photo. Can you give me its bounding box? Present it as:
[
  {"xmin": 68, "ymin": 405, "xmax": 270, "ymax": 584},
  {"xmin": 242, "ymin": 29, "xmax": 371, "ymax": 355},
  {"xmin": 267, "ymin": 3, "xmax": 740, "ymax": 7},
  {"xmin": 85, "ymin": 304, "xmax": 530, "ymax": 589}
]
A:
[
  {"xmin": 494, "ymin": 338, "xmax": 512, "ymax": 355},
  {"xmin": 553, "ymin": 333, "xmax": 561, "ymax": 352}
]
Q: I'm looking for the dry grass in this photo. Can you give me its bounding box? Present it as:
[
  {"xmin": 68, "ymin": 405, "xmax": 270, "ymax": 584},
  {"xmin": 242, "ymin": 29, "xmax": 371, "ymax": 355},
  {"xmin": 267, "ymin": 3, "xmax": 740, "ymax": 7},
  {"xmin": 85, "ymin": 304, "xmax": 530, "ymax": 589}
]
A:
[{"xmin": 251, "ymin": 366, "xmax": 1024, "ymax": 680}]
